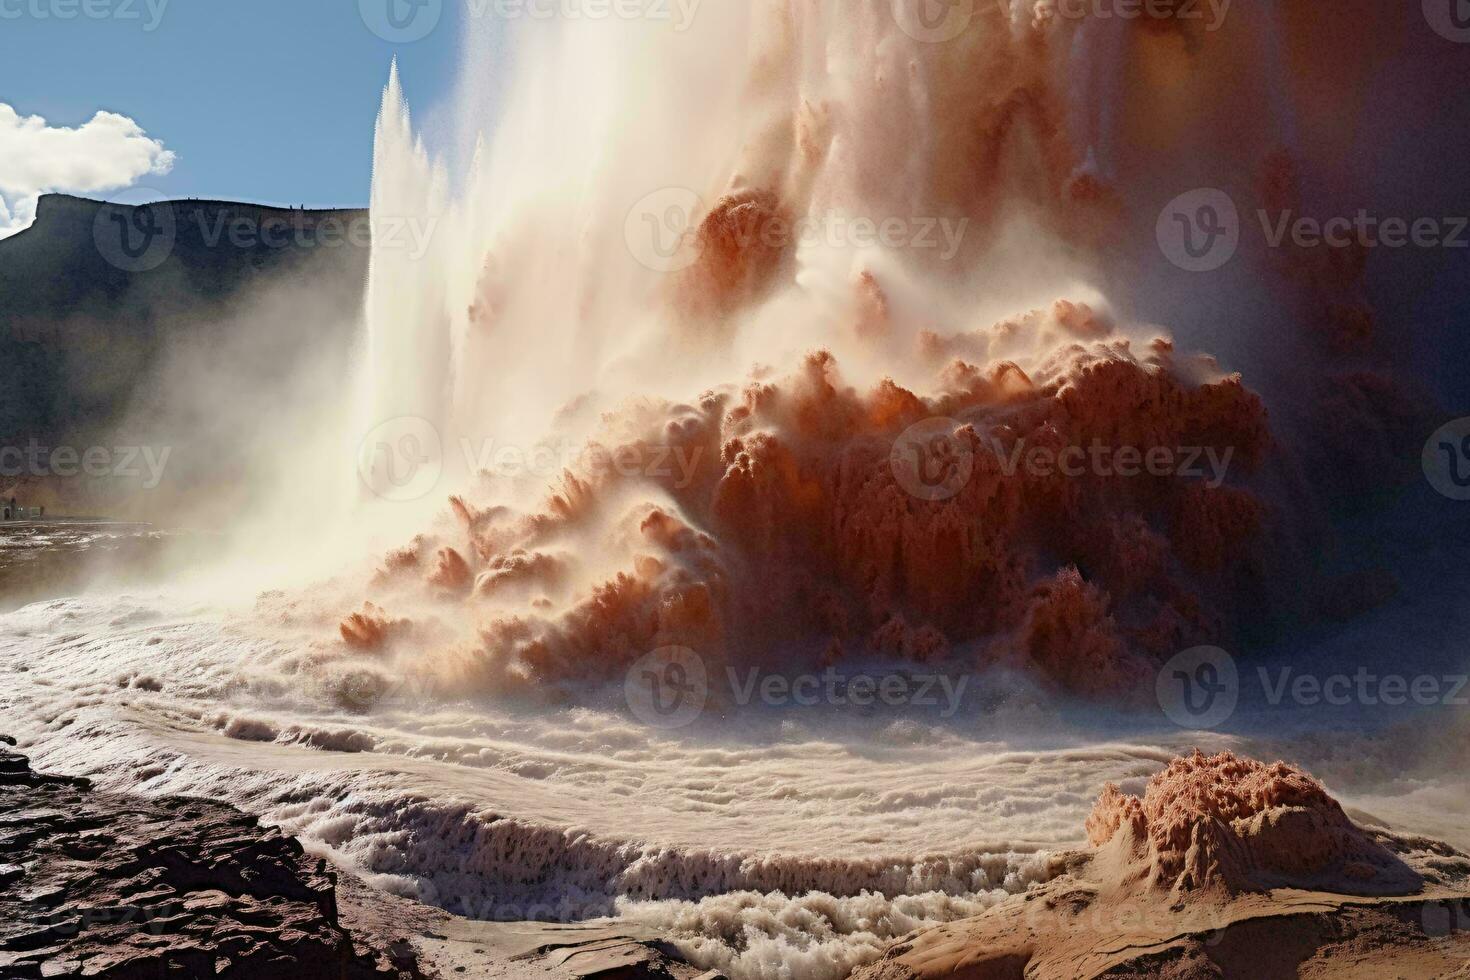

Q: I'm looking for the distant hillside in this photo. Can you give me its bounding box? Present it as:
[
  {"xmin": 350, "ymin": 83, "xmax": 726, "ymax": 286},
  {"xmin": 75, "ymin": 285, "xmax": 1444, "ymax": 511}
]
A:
[
  {"xmin": 0, "ymin": 194, "xmax": 372, "ymax": 517},
  {"xmin": 0, "ymin": 195, "xmax": 368, "ymax": 438}
]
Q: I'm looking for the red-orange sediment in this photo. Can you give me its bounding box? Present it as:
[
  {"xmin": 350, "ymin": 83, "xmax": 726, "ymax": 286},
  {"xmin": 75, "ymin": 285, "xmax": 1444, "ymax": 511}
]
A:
[
  {"xmin": 1087, "ymin": 750, "xmax": 1410, "ymax": 896},
  {"xmin": 346, "ymin": 310, "xmax": 1274, "ymax": 698}
]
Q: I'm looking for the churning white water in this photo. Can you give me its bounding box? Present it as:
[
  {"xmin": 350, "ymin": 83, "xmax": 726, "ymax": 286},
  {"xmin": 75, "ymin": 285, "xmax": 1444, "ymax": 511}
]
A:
[
  {"xmin": 0, "ymin": 591, "xmax": 1133, "ymax": 977},
  {"xmin": 3, "ymin": 586, "xmax": 1465, "ymax": 978}
]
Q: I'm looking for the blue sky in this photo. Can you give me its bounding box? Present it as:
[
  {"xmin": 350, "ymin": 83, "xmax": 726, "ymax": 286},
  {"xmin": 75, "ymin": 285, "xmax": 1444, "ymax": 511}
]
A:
[{"xmin": 0, "ymin": 0, "xmax": 466, "ymax": 210}]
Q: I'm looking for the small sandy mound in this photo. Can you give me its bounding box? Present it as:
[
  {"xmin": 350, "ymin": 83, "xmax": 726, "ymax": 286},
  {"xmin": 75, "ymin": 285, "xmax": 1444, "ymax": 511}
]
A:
[
  {"xmin": 852, "ymin": 751, "xmax": 1469, "ymax": 980},
  {"xmin": 1087, "ymin": 749, "xmax": 1417, "ymax": 897}
]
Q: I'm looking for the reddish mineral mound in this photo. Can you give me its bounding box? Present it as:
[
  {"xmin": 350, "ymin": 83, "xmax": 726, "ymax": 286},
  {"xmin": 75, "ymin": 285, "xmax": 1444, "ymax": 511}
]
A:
[
  {"xmin": 852, "ymin": 752, "xmax": 1470, "ymax": 980},
  {"xmin": 1087, "ymin": 750, "xmax": 1418, "ymax": 898},
  {"xmin": 345, "ymin": 318, "xmax": 1274, "ymax": 704}
]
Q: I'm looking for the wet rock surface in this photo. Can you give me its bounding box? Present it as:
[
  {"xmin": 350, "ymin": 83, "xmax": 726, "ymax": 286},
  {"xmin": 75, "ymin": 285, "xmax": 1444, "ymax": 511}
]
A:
[{"xmin": 0, "ymin": 741, "xmax": 425, "ymax": 979}]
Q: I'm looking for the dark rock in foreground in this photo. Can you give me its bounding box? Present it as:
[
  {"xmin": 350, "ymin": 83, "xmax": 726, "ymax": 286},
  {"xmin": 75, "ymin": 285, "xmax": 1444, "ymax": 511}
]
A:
[{"xmin": 0, "ymin": 743, "xmax": 424, "ymax": 980}]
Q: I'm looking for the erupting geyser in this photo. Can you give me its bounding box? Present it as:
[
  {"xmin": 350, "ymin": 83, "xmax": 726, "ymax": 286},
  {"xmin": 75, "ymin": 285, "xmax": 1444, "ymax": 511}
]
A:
[
  {"xmin": 336, "ymin": 1, "xmax": 1328, "ymax": 705},
  {"xmin": 351, "ymin": 326, "xmax": 1272, "ymax": 702}
]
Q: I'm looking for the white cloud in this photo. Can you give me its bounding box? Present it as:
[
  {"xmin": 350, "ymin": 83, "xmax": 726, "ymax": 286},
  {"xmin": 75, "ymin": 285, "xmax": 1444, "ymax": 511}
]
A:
[{"xmin": 0, "ymin": 102, "xmax": 177, "ymax": 238}]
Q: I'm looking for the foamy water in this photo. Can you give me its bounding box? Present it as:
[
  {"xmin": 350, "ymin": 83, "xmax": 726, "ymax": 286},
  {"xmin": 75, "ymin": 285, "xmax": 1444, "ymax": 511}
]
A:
[
  {"xmin": 0, "ymin": 591, "xmax": 1088, "ymax": 977},
  {"xmin": 2, "ymin": 590, "xmax": 1463, "ymax": 978}
]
